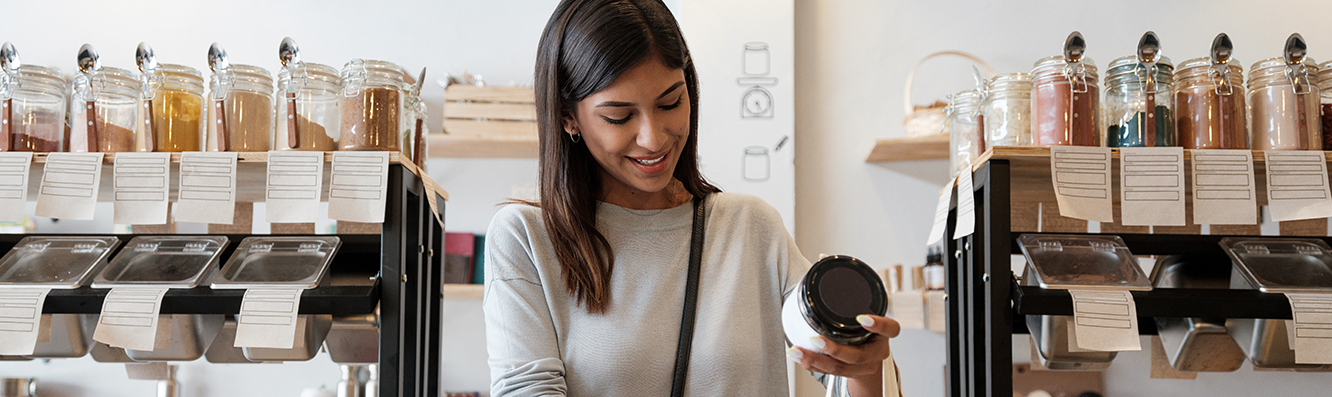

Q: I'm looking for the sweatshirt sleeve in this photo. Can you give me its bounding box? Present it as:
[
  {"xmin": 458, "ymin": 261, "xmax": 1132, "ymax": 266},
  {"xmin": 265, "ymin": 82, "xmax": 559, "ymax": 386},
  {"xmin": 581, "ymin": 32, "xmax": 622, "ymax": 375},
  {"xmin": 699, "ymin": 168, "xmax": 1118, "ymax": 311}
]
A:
[{"xmin": 483, "ymin": 205, "xmax": 568, "ymax": 397}]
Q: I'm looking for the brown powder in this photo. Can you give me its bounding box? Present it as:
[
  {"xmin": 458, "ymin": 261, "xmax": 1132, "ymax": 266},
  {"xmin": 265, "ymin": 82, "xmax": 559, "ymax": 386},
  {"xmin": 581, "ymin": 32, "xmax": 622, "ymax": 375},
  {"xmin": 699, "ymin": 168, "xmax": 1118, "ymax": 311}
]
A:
[
  {"xmin": 211, "ymin": 91, "xmax": 273, "ymax": 152},
  {"xmin": 278, "ymin": 112, "xmax": 336, "ymax": 151},
  {"xmin": 1175, "ymin": 87, "xmax": 1247, "ymax": 149},
  {"xmin": 1250, "ymin": 86, "xmax": 1322, "ymax": 150},
  {"xmin": 1032, "ymin": 81, "xmax": 1099, "ymax": 146},
  {"xmin": 151, "ymin": 91, "xmax": 203, "ymax": 152},
  {"xmin": 94, "ymin": 116, "xmax": 136, "ymax": 152},
  {"xmin": 339, "ymin": 87, "xmax": 399, "ymax": 151},
  {"xmin": 13, "ymin": 109, "xmax": 63, "ymax": 152}
]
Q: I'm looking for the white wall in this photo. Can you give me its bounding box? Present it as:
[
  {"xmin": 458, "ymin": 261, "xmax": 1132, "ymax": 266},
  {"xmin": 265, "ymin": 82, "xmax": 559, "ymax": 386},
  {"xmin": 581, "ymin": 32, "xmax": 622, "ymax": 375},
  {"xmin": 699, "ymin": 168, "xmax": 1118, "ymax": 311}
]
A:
[{"xmin": 793, "ymin": 0, "xmax": 1332, "ymax": 396}]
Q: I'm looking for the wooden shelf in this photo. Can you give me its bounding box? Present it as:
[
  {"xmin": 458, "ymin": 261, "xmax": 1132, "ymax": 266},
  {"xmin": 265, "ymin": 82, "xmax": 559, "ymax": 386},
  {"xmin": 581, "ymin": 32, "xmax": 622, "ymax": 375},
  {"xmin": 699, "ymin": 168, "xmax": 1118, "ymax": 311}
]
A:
[
  {"xmin": 865, "ymin": 135, "xmax": 950, "ymax": 162},
  {"xmin": 428, "ymin": 134, "xmax": 539, "ymax": 159}
]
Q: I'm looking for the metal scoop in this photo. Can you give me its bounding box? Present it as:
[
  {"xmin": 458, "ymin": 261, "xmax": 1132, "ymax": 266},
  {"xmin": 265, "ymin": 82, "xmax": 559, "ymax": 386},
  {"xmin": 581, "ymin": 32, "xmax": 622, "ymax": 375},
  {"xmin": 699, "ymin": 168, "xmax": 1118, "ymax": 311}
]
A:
[
  {"xmin": 77, "ymin": 44, "xmax": 101, "ymax": 152},
  {"xmin": 279, "ymin": 37, "xmax": 301, "ymax": 149},
  {"xmin": 1138, "ymin": 31, "xmax": 1161, "ymax": 145},
  {"xmin": 208, "ymin": 43, "xmax": 231, "ymax": 151},
  {"xmin": 0, "ymin": 42, "xmax": 19, "ymax": 152},
  {"xmin": 136, "ymin": 42, "xmax": 158, "ymax": 152}
]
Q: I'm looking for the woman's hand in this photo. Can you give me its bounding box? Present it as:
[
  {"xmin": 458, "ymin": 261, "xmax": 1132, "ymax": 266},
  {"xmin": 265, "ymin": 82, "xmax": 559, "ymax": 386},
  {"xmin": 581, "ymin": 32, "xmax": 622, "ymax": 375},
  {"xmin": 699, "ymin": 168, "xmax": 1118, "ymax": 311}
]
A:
[{"xmin": 787, "ymin": 314, "xmax": 901, "ymax": 397}]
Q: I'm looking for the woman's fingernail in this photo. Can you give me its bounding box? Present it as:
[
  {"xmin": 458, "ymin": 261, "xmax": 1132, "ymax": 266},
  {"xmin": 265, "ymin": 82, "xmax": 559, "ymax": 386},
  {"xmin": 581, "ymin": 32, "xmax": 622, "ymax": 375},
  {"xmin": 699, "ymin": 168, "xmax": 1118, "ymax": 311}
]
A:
[
  {"xmin": 807, "ymin": 337, "xmax": 827, "ymax": 351},
  {"xmin": 786, "ymin": 347, "xmax": 803, "ymax": 362},
  {"xmin": 857, "ymin": 315, "xmax": 875, "ymax": 327}
]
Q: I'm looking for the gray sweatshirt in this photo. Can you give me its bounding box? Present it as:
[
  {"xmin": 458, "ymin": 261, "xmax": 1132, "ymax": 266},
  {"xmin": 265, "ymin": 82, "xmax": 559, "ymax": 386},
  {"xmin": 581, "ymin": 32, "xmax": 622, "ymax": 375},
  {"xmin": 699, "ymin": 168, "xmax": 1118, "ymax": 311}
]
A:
[{"xmin": 483, "ymin": 193, "xmax": 819, "ymax": 396}]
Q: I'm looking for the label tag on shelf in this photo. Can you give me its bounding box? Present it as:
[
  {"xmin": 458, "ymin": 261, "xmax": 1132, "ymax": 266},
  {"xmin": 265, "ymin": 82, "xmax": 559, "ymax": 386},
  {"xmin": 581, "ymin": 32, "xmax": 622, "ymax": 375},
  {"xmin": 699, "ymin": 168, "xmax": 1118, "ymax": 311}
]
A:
[
  {"xmin": 265, "ymin": 151, "xmax": 324, "ymax": 224},
  {"xmin": 1119, "ymin": 147, "xmax": 1186, "ymax": 226},
  {"xmin": 1049, "ymin": 146, "xmax": 1113, "ymax": 223},
  {"xmin": 0, "ymin": 288, "xmax": 51, "ymax": 355},
  {"xmin": 925, "ymin": 176, "xmax": 955, "ymax": 246},
  {"xmin": 1066, "ymin": 289, "xmax": 1140, "ymax": 352},
  {"xmin": 234, "ymin": 288, "xmax": 304, "ymax": 349},
  {"xmin": 0, "ymin": 152, "xmax": 33, "ymax": 222},
  {"xmin": 175, "ymin": 152, "xmax": 238, "ymax": 224},
  {"xmin": 952, "ymin": 171, "xmax": 975, "ymax": 239},
  {"xmin": 1264, "ymin": 151, "xmax": 1332, "ymax": 222},
  {"xmin": 34, "ymin": 152, "xmax": 104, "ymax": 220},
  {"xmin": 112, "ymin": 152, "xmax": 172, "ymax": 225},
  {"xmin": 1190, "ymin": 149, "xmax": 1258, "ymax": 225},
  {"xmin": 93, "ymin": 287, "xmax": 170, "ymax": 351},
  {"xmin": 1284, "ymin": 292, "xmax": 1332, "ymax": 364},
  {"xmin": 328, "ymin": 151, "xmax": 390, "ymax": 223}
]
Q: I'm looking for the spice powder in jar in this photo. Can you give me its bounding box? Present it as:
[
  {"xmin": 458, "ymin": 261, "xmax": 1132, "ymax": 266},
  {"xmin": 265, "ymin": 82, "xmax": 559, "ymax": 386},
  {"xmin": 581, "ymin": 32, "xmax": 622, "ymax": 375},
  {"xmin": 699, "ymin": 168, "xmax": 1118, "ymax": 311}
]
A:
[
  {"xmin": 207, "ymin": 65, "xmax": 274, "ymax": 152},
  {"xmin": 1174, "ymin": 57, "xmax": 1247, "ymax": 149},
  {"xmin": 1318, "ymin": 60, "xmax": 1332, "ymax": 149},
  {"xmin": 1103, "ymin": 55, "xmax": 1175, "ymax": 147},
  {"xmin": 146, "ymin": 64, "xmax": 206, "ymax": 152},
  {"xmin": 338, "ymin": 60, "xmax": 405, "ymax": 151},
  {"xmin": 275, "ymin": 62, "xmax": 341, "ymax": 151},
  {"xmin": 71, "ymin": 66, "xmax": 142, "ymax": 152},
  {"xmin": 7, "ymin": 64, "xmax": 67, "ymax": 152},
  {"xmin": 1030, "ymin": 56, "xmax": 1100, "ymax": 146},
  {"xmin": 1248, "ymin": 57, "xmax": 1321, "ymax": 150}
]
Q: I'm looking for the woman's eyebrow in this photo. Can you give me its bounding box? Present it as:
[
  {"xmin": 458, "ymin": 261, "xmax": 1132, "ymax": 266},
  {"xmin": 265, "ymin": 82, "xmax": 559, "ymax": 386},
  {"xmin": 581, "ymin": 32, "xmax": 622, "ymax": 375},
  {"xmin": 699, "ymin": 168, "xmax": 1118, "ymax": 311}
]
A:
[
  {"xmin": 658, "ymin": 81, "xmax": 685, "ymax": 99},
  {"xmin": 594, "ymin": 82, "xmax": 685, "ymax": 108}
]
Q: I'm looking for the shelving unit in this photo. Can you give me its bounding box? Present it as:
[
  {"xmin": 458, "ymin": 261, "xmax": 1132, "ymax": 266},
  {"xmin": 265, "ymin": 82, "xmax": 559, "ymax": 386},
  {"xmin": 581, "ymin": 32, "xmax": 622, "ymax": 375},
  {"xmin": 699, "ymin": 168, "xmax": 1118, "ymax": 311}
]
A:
[
  {"xmin": 943, "ymin": 147, "xmax": 1302, "ymax": 396},
  {"xmin": 864, "ymin": 135, "xmax": 949, "ymax": 162},
  {"xmin": 20, "ymin": 156, "xmax": 448, "ymax": 397}
]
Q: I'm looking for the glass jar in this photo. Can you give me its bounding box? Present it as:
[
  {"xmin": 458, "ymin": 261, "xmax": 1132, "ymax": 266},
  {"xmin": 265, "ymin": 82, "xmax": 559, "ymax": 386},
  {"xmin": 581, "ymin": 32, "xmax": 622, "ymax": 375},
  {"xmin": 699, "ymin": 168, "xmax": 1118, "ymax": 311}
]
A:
[
  {"xmin": 404, "ymin": 89, "xmax": 429, "ymax": 167},
  {"xmin": 981, "ymin": 73, "xmax": 1032, "ymax": 147},
  {"xmin": 1174, "ymin": 57, "xmax": 1247, "ymax": 149},
  {"xmin": 948, "ymin": 89, "xmax": 981, "ymax": 176},
  {"xmin": 1, "ymin": 65, "xmax": 66, "ymax": 152},
  {"xmin": 1248, "ymin": 57, "xmax": 1321, "ymax": 150},
  {"xmin": 1318, "ymin": 60, "xmax": 1332, "ymax": 150},
  {"xmin": 206, "ymin": 64, "xmax": 273, "ymax": 152},
  {"xmin": 275, "ymin": 62, "xmax": 341, "ymax": 151},
  {"xmin": 70, "ymin": 66, "xmax": 141, "ymax": 152},
  {"xmin": 339, "ymin": 59, "xmax": 406, "ymax": 151},
  {"xmin": 142, "ymin": 64, "xmax": 205, "ymax": 152},
  {"xmin": 1104, "ymin": 56, "xmax": 1175, "ymax": 147},
  {"xmin": 1031, "ymin": 56, "xmax": 1100, "ymax": 146},
  {"xmin": 781, "ymin": 255, "xmax": 887, "ymax": 350}
]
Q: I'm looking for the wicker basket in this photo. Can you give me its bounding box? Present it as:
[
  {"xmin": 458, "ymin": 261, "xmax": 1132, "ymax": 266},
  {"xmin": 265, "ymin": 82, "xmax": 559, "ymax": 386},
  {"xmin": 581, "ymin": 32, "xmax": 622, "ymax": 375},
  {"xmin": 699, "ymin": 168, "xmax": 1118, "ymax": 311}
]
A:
[{"xmin": 903, "ymin": 51, "xmax": 994, "ymax": 138}]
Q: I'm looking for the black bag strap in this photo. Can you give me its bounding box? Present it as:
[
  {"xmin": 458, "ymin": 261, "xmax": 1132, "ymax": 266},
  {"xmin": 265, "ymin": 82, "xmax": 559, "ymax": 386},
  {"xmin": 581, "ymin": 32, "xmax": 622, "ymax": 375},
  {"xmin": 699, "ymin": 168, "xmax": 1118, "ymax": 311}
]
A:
[{"xmin": 669, "ymin": 195, "xmax": 707, "ymax": 397}]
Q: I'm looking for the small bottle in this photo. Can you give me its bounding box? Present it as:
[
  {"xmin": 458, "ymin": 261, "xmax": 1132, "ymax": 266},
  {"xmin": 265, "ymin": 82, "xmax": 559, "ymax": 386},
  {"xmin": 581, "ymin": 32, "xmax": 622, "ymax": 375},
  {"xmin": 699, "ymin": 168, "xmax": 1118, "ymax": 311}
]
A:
[{"xmin": 925, "ymin": 248, "xmax": 946, "ymax": 290}]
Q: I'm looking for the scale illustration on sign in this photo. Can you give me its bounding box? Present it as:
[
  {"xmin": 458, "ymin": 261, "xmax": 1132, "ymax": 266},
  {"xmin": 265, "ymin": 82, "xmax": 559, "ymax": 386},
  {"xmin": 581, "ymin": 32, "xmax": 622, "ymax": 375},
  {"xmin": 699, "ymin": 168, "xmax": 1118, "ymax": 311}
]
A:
[{"xmin": 739, "ymin": 42, "xmax": 776, "ymax": 118}]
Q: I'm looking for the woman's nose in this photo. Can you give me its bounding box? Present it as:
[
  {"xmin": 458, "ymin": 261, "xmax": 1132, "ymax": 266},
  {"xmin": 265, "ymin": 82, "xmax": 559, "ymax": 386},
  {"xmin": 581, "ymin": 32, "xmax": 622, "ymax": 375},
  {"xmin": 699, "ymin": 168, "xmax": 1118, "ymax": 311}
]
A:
[{"xmin": 635, "ymin": 115, "xmax": 670, "ymax": 152}]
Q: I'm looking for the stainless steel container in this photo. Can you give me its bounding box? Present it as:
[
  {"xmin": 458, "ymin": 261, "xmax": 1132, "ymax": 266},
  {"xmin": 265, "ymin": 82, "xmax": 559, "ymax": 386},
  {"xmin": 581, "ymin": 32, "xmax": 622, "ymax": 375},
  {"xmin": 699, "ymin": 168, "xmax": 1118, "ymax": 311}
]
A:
[
  {"xmin": 1150, "ymin": 255, "xmax": 1245, "ymax": 372},
  {"xmin": 326, "ymin": 313, "xmax": 379, "ymax": 364},
  {"xmin": 242, "ymin": 314, "xmax": 332, "ymax": 361},
  {"xmin": 125, "ymin": 314, "xmax": 224, "ymax": 362},
  {"xmin": 1022, "ymin": 266, "xmax": 1117, "ymax": 370},
  {"xmin": 0, "ymin": 236, "xmax": 121, "ymax": 360},
  {"xmin": 212, "ymin": 236, "xmax": 341, "ymax": 362},
  {"xmin": 1222, "ymin": 237, "xmax": 1332, "ymax": 370},
  {"xmin": 205, "ymin": 316, "xmax": 259, "ymax": 363},
  {"xmin": 0, "ymin": 378, "xmax": 35, "ymax": 397}
]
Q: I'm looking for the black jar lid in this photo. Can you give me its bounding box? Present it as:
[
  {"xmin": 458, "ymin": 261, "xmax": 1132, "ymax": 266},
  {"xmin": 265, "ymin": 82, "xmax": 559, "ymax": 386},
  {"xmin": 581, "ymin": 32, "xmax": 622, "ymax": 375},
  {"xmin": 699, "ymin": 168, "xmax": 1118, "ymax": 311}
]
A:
[{"xmin": 799, "ymin": 255, "xmax": 887, "ymax": 344}]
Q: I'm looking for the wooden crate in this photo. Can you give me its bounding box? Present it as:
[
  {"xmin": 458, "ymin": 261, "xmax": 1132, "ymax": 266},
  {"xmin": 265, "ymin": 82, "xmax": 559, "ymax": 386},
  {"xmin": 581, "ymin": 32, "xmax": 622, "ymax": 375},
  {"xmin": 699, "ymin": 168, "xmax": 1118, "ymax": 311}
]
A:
[{"xmin": 443, "ymin": 85, "xmax": 538, "ymax": 137}]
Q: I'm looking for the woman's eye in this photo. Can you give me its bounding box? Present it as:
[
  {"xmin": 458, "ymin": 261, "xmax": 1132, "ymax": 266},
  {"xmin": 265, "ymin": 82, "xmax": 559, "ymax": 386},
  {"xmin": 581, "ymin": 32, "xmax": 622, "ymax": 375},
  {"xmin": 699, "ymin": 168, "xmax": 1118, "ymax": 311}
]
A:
[
  {"xmin": 601, "ymin": 114, "xmax": 632, "ymax": 125},
  {"xmin": 660, "ymin": 96, "xmax": 683, "ymax": 111}
]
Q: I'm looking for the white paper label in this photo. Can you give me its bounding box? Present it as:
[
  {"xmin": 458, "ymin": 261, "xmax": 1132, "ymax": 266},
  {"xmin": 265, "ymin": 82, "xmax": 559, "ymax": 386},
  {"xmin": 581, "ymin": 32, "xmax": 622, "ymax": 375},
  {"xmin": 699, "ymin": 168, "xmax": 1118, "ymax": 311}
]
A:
[
  {"xmin": 1049, "ymin": 146, "xmax": 1113, "ymax": 223},
  {"xmin": 1264, "ymin": 151, "xmax": 1332, "ymax": 222},
  {"xmin": 34, "ymin": 153, "xmax": 104, "ymax": 220},
  {"xmin": 1067, "ymin": 289, "xmax": 1141, "ymax": 352},
  {"xmin": 0, "ymin": 152, "xmax": 33, "ymax": 222},
  {"xmin": 926, "ymin": 177, "xmax": 955, "ymax": 246},
  {"xmin": 234, "ymin": 288, "xmax": 304, "ymax": 349},
  {"xmin": 113, "ymin": 153, "xmax": 172, "ymax": 225},
  {"xmin": 265, "ymin": 151, "xmax": 324, "ymax": 224},
  {"xmin": 1191, "ymin": 149, "xmax": 1258, "ymax": 225},
  {"xmin": 1119, "ymin": 147, "xmax": 1186, "ymax": 226},
  {"xmin": 93, "ymin": 288, "xmax": 169, "ymax": 351},
  {"xmin": 327, "ymin": 152, "xmax": 390, "ymax": 223},
  {"xmin": 0, "ymin": 288, "xmax": 51, "ymax": 355},
  {"xmin": 1285, "ymin": 292, "xmax": 1332, "ymax": 364},
  {"xmin": 175, "ymin": 152, "xmax": 238, "ymax": 224},
  {"xmin": 952, "ymin": 171, "xmax": 975, "ymax": 239},
  {"xmin": 889, "ymin": 289, "xmax": 925, "ymax": 330}
]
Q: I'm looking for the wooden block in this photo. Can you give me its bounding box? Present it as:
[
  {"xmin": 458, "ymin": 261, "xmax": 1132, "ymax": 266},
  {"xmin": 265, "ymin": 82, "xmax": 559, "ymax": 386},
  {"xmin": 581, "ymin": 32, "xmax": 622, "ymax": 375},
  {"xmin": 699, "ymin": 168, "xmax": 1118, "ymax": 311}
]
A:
[
  {"xmin": 444, "ymin": 102, "xmax": 537, "ymax": 121},
  {"xmin": 337, "ymin": 221, "xmax": 381, "ymax": 234},
  {"xmin": 443, "ymin": 119, "xmax": 537, "ymax": 137},
  {"xmin": 1011, "ymin": 201, "xmax": 1040, "ymax": 232},
  {"xmin": 271, "ymin": 223, "xmax": 315, "ymax": 234},
  {"xmin": 208, "ymin": 202, "xmax": 254, "ymax": 234},
  {"xmin": 1279, "ymin": 218, "xmax": 1328, "ymax": 236},
  {"xmin": 864, "ymin": 136, "xmax": 949, "ymax": 162},
  {"xmin": 1039, "ymin": 202, "xmax": 1088, "ymax": 233},
  {"xmin": 1209, "ymin": 224, "xmax": 1262, "ymax": 236},
  {"xmin": 445, "ymin": 85, "xmax": 534, "ymax": 103},
  {"xmin": 1149, "ymin": 335, "xmax": 1198, "ymax": 380}
]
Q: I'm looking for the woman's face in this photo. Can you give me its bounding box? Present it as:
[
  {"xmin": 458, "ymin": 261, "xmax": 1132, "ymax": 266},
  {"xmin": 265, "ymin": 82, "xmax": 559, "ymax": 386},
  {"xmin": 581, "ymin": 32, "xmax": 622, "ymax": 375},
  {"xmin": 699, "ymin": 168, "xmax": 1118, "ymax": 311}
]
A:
[{"xmin": 566, "ymin": 56, "xmax": 690, "ymax": 207}]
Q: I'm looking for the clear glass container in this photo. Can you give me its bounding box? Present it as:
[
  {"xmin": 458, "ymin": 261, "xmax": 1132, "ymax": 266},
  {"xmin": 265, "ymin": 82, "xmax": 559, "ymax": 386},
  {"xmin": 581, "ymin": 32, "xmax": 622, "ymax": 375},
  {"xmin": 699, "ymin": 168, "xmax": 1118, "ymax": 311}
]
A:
[
  {"xmin": 339, "ymin": 59, "xmax": 406, "ymax": 151},
  {"xmin": 275, "ymin": 62, "xmax": 341, "ymax": 151},
  {"xmin": 2, "ymin": 64, "xmax": 67, "ymax": 152},
  {"xmin": 207, "ymin": 64, "xmax": 274, "ymax": 152},
  {"xmin": 981, "ymin": 73, "xmax": 1031, "ymax": 147},
  {"xmin": 91, "ymin": 236, "xmax": 228, "ymax": 288},
  {"xmin": 1030, "ymin": 56, "xmax": 1100, "ymax": 146},
  {"xmin": 0, "ymin": 236, "xmax": 120, "ymax": 288},
  {"xmin": 404, "ymin": 88, "xmax": 428, "ymax": 168},
  {"xmin": 1248, "ymin": 57, "xmax": 1321, "ymax": 150},
  {"xmin": 1017, "ymin": 234, "xmax": 1152, "ymax": 290},
  {"xmin": 1174, "ymin": 57, "xmax": 1247, "ymax": 149},
  {"xmin": 142, "ymin": 64, "xmax": 206, "ymax": 152},
  {"xmin": 948, "ymin": 89, "xmax": 981, "ymax": 176},
  {"xmin": 1104, "ymin": 55, "xmax": 1176, "ymax": 147},
  {"xmin": 211, "ymin": 236, "xmax": 341, "ymax": 289},
  {"xmin": 1318, "ymin": 60, "xmax": 1332, "ymax": 150},
  {"xmin": 70, "ymin": 67, "xmax": 141, "ymax": 152}
]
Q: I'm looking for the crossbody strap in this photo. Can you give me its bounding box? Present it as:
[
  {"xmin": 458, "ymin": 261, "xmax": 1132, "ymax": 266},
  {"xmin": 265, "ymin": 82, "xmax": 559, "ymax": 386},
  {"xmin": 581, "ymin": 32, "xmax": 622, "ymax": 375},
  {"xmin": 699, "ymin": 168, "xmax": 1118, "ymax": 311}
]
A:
[{"xmin": 669, "ymin": 195, "xmax": 707, "ymax": 397}]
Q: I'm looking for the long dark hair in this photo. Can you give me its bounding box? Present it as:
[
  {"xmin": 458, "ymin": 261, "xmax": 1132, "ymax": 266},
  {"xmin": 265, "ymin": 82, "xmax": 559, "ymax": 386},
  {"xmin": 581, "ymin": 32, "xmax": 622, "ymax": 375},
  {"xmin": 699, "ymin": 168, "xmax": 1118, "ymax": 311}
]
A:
[{"xmin": 534, "ymin": 0, "xmax": 719, "ymax": 314}]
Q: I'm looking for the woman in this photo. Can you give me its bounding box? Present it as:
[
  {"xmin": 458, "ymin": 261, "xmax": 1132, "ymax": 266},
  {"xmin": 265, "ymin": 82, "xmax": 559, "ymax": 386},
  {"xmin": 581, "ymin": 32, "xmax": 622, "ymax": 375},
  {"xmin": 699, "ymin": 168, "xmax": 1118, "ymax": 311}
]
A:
[{"xmin": 483, "ymin": 0, "xmax": 900, "ymax": 395}]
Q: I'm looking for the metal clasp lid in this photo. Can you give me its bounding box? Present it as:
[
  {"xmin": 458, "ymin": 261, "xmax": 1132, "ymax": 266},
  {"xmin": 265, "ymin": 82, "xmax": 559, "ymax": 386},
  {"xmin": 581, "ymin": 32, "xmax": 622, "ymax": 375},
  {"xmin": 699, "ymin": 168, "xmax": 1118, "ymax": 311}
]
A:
[
  {"xmin": 1283, "ymin": 33, "xmax": 1312, "ymax": 95},
  {"xmin": 1062, "ymin": 31, "xmax": 1090, "ymax": 94},
  {"xmin": 1136, "ymin": 31, "xmax": 1161, "ymax": 95},
  {"xmin": 1209, "ymin": 33, "xmax": 1235, "ymax": 96},
  {"xmin": 342, "ymin": 58, "xmax": 367, "ymax": 97}
]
